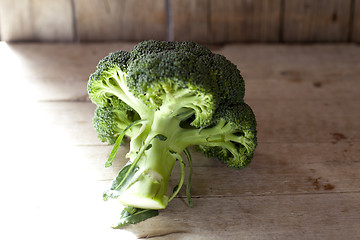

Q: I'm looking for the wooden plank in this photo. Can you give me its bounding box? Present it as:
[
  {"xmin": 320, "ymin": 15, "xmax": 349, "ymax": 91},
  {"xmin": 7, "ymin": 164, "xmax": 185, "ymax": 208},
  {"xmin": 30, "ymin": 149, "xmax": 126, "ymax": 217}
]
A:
[
  {"xmin": 3, "ymin": 119, "xmax": 360, "ymax": 239},
  {"xmin": 4, "ymin": 42, "xmax": 136, "ymax": 101},
  {"xmin": 353, "ymin": 0, "xmax": 360, "ymax": 42},
  {"xmin": 170, "ymin": 0, "xmax": 209, "ymax": 43},
  {"xmin": 84, "ymin": 141, "xmax": 360, "ymax": 195},
  {"xmin": 5, "ymin": 183, "xmax": 359, "ymax": 239},
  {"xmin": 0, "ymin": 0, "xmax": 73, "ymax": 42},
  {"xmin": 114, "ymin": 193, "xmax": 360, "ymax": 239},
  {"xmin": 74, "ymin": 0, "xmax": 166, "ymax": 41},
  {"xmin": 251, "ymin": 99, "xmax": 360, "ymax": 143},
  {"xmin": 36, "ymin": 102, "xmax": 98, "ymax": 146},
  {"xmin": 1, "ymin": 43, "xmax": 360, "ymax": 239},
  {"xmin": 2, "ymin": 44, "xmax": 360, "ymax": 143},
  {"xmin": 30, "ymin": 96, "xmax": 360, "ymax": 147},
  {"xmin": 4, "ymin": 43, "xmax": 360, "ymax": 102},
  {"xmin": 178, "ymin": 143, "xmax": 360, "ymax": 197},
  {"xmin": 209, "ymin": 0, "xmax": 281, "ymax": 43},
  {"xmin": 5, "ymin": 139, "xmax": 358, "ymax": 239},
  {"xmin": 283, "ymin": 0, "xmax": 352, "ymax": 42},
  {"xmin": 0, "ymin": 0, "xmax": 33, "ymax": 41},
  {"xmin": 215, "ymin": 44, "xmax": 360, "ymax": 101}
]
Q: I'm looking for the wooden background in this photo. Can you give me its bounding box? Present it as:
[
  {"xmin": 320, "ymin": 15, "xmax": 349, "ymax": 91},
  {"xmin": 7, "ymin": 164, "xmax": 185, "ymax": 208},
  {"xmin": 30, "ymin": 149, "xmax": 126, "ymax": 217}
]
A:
[
  {"xmin": 1, "ymin": 0, "xmax": 360, "ymax": 43},
  {"xmin": 1, "ymin": 41, "xmax": 359, "ymax": 240},
  {"xmin": 1, "ymin": 1, "xmax": 360, "ymax": 239}
]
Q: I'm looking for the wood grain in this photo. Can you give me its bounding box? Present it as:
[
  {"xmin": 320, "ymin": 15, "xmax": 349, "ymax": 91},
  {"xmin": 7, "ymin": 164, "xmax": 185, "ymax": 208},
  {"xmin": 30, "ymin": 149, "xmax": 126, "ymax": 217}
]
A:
[
  {"xmin": 170, "ymin": 0, "xmax": 209, "ymax": 43},
  {"xmin": 0, "ymin": 0, "xmax": 73, "ymax": 42},
  {"xmin": 31, "ymin": 98, "xmax": 360, "ymax": 147},
  {"xmin": 353, "ymin": 0, "xmax": 360, "ymax": 42},
  {"xmin": 0, "ymin": 0, "xmax": 358, "ymax": 43},
  {"xmin": 91, "ymin": 141, "xmax": 360, "ymax": 196},
  {"xmin": 74, "ymin": 0, "xmax": 166, "ymax": 41},
  {"xmin": 4, "ymin": 42, "xmax": 135, "ymax": 101},
  {"xmin": 215, "ymin": 44, "xmax": 360, "ymax": 101},
  {"xmin": 209, "ymin": 0, "xmax": 281, "ymax": 43},
  {"xmin": 8, "ymin": 43, "xmax": 359, "ymax": 102},
  {"xmin": 125, "ymin": 193, "xmax": 360, "ymax": 239},
  {"xmin": 283, "ymin": 0, "xmax": 352, "ymax": 42},
  {"xmin": 1, "ymin": 43, "xmax": 359, "ymax": 239}
]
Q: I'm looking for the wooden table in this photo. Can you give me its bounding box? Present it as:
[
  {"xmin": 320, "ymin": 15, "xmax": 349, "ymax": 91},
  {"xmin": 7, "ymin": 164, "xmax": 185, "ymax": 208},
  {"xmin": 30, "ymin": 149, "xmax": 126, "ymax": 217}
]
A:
[{"xmin": 1, "ymin": 42, "xmax": 359, "ymax": 239}]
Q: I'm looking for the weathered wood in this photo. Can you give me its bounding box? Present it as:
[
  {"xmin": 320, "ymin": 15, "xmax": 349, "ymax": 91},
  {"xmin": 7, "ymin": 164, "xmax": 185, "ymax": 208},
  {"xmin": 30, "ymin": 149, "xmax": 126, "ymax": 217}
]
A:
[
  {"xmin": 7, "ymin": 43, "xmax": 360, "ymax": 102},
  {"xmin": 1, "ymin": 43, "xmax": 360, "ymax": 239},
  {"xmin": 209, "ymin": 0, "xmax": 281, "ymax": 43},
  {"xmin": 127, "ymin": 193, "xmax": 360, "ymax": 239},
  {"xmin": 353, "ymin": 0, "xmax": 360, "ymax": 42},
  {"xmin": 4, "ymin": 42, "xmax": 135, "ymax": 101},
  {"xmin": 6, "ymin": 188, "xmax": 359, "ymax": 239},
  {"xmin": 252, "ymin": 99, "xmax": 360, "ymax": 143},
  {"xmin": 74, "ymin": 0, "xmax": 167, "ymax": 41},
  {"xmin": 283, "ymin": 0, "xmax": 352, "ymax": 42},
  {"xmin": 170, "ymin": 0, "xmax": 209, "ymax": 43},
  {"xmin": 29, "ymin": 96, "xmax": 360, "ymax": 148},
  {"xmin": 172, "ymin": 143, "xmax": 360, "ymax": 197},
  {"xmin": 0, "ymin": 0, "xmax": 358, "ymax": 43},
  {"xmin": 85, "ymin": 141, "xmax": 360, "ymax": 196},
  {"xmin": 215, "ymin": 44, "xmax": 360, "ymax": 101},
  {"xmin": 0, "ymin": 0, "xmax": 73, "ymax": 42}
]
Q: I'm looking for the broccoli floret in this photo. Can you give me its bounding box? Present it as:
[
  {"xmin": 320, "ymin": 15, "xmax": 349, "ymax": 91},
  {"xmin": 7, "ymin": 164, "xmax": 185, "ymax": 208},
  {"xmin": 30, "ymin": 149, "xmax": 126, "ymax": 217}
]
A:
[
  {"xmin": 197, "ymin": 103, "xmax": 257, "ymax": 168},
  {"xmin": 87, "ymin": 40, "xmax": 257, "ymax": 227},
  {"xmin": 129, "ymin": 40, "xmax": 212, "ymax": 60},
  {"xmin": 93, "ymin": 104, "xmax": 140, "ymax": 144},
  {"xmin": 127, "ymin": 50, "xmax": 219, "ymax": 126}
]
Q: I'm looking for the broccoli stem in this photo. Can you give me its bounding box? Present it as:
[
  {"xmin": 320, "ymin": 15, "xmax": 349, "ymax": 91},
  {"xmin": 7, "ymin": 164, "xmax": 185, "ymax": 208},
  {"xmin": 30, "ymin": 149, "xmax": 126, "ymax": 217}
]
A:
[
  {"xmin": 176, "ymin": 119, "xmax": 235, "ymax": 148},
  {"xmin": 117, "ymin": 110, "xmax": 182, "ymax": 209},
  {"xmin": 114, "ymin": 96, "xmax": 227, "ymax": 210},
  {"xmin": 104, "ymin": 69, "xmax": 152, "ymax": 119}
]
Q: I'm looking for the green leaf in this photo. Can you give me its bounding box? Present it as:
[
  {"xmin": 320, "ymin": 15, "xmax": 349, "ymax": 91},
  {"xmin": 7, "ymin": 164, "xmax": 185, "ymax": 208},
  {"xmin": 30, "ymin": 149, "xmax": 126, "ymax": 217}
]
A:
[
  {"xmin": 103, "ymin": 164, "xmax": 139, "ymax": 200},
  {"xmin": 104, "ymin": 128, "xmax": 158, "ymax": 201},
  {"xmin": 112, "ymin": 207, "xmax": 159, "ymax": 228},
  {"xmin": 105, "ymin": 119, "xmax": 145, "ymax": 168},
  {"xmin": 168, "ymin": 152, "xmax": 185, "ymax": 202},
  {"xmin": 123, "ymin": 206, "xmax": 136, "ymax": 214},
  {"xmin": 184, "ymin": 148, "xmax": 194, "ymax": 208},
  {"xmin": 105, "ymin": 134, "xmax": 124, "ymax": 168}
]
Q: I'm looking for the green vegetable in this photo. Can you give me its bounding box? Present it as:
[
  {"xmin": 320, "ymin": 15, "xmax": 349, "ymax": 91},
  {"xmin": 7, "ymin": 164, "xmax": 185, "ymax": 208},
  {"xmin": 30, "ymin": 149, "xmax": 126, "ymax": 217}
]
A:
[
  {"xmin": 88, "ymin": 40, "xmax": 257, "ymax": 226},
  {"xmin": 112, "ymin": 207, "xmax": 159, "ymax": 228}
]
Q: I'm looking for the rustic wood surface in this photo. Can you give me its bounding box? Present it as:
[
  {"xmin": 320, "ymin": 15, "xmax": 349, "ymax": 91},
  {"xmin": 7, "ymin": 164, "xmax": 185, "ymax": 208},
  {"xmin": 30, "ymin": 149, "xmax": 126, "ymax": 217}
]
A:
[
  {"xmin": 283, "ymin": 0, "xmax": 352, "ymax": 42},
  {"xmin": 170, "ymin": 0, "xmax": 209, "ymax": 42},
  {"xmin": 0, "ymin": 0, "xmax": 74, "ymax": 42},
  {"xmin": 74, "ymin": 0, "xmax": 167, "ymax": 41},
  {"xmin": 353, "ymin": 0, "xmax": 360, "ymax": 42},
  {"xmin": 1, "ymin": 0, "xmax": 359, "ymax": 43},
  {"xmin": 209, "ymin": 0, "xmax": 281, "ymax": 43},
  {"xmin": 0, "ymin": 42, "xmax": 359, "ymax": 239},
  {"xmin": 171, "ymin": 0, "xmax": 281, "ymax": 43}
]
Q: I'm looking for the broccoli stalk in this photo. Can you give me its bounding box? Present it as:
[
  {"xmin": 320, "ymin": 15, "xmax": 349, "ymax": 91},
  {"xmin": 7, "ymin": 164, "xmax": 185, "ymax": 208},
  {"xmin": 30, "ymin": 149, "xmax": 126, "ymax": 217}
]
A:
[
  {"xmin": 103, "ymin": 96, "xmax": 256, "ymax": 210},
  {"xmin": 88, "ymin": 40, "xmax": 257, "ymax": 227},
  {"xmin": 102, "ymin": 77, "xmax": 213, "ymax": 209}
]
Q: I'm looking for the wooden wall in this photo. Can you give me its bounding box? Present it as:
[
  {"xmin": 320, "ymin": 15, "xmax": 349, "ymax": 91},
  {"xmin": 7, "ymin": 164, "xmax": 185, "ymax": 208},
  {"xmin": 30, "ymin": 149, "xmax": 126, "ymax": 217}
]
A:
[{"xmin": 0, "ymin": 0, "xmax": 359, "ymax": 43}]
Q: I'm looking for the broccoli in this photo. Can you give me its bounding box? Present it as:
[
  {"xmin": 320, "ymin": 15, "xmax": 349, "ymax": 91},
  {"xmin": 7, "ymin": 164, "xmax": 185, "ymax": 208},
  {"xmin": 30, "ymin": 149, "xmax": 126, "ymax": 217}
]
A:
[{"xmin": 88, "ymin": 40, "xmax": 257, "ymax": 227}]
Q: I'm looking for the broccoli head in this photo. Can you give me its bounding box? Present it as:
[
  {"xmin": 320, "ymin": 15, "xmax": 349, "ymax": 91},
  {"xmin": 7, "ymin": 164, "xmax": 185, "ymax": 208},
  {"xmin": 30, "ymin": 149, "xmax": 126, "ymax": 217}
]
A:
[{"xmin": 87, "ymin": 40, "xmax": 257, "ymax": 227}]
